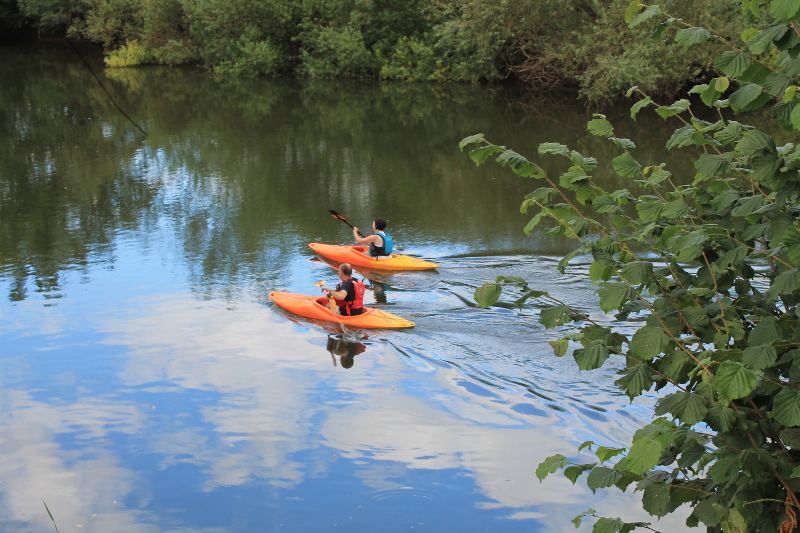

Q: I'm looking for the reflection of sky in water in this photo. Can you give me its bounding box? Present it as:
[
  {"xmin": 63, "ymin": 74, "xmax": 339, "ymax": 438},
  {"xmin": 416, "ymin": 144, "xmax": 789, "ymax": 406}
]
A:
[
  {"xmin": 0, "ymin": 237, "xmax": 692, "ymax": 532},
  {"xmin": 0, "ymin": 52, "xmax": 700, "ymax": 531}
]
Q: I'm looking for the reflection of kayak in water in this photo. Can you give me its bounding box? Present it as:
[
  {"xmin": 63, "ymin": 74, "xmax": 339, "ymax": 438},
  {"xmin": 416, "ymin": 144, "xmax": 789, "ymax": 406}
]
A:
[
  {"xmin": 269, "ymin": 291, "xmax": 415, "ymax": 329},
  {"xmin": 309, "ymin": 243, "xmax": 439, "ymax": 271}
]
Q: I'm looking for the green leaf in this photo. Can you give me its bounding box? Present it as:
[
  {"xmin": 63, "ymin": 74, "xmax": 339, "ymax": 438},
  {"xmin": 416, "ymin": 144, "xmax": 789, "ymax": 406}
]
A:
[
  {"xmin": 630, "ymin": 96, "xmax": 652, "ymax": 119},
  {"xmin": 728, "ymin": 84, "xmax": 763, "ymax": 112},
  {"xmin": 596, "ymin": 446, "xmax": 625, "ymax": 462},
  {"xmin": 588, "ymin": 118, "xmax": 614, "ymax": 137},
  {"xmin": 469, "ymin": 145, "xmax": 502, "ymax": 165},
  {"xmin": 753, "ymin": 154, "xmax": 782, "ymax": 185},
  {"xmin": 665, "ymin": 392, "xmax": 708, "ymax": 425},
  {"xmin": 538, "ymin": 142, "xmax": 570, "ymax": 157},
  {"xmin": 611, "ymin": 137, "xmax": 637, "ymax": 151},
  {"xmin": 706, "ymin": 402, "xmax": 735, "ymax": 432},
  {"xmin": 748, "ymin": 24, "xmax": 789, "ymax": 55},
  {"xmin": 784, "ymin": 85, "xmax": 798, "ymax": 103},
  {"xmin": 612, "ymin": 152, "xmax": 642, "ymax": 178},
  {"xmin": 767, "ymin": 269, "xmax": 800, "ymax": 300},
  {"xmin": 564, "ymin": 465, "xmax": 591, "ymax": 484},
  {"xmin": 629, "ymin": 327, "xmax": 669, "ymax": 360},
  {"xmin": 735, "ymin": 130, "xmax": 775, "ymax": 155},
  {"xmin": 662, "ymin": 198, "xmax": 690, "ymax": 218},
  {"xmin": 749, "ymin": 316, "xmax": 780, "ymax": 345},
  {"xmin": 709, "ymin": 188, "xmax": 740, "ymax": 212},
  {"xmin": 458, "ymin": 134, "xmax": 485, "ymax": 150},
  {"xmin": 791, "ymin": 103, "xmax": 800, "ymax": 130},
  {"xmin": 715, "ymin": 51, "xmax": 753, "ymax": 78},
  {"xmin": 624, "ymin": 0, "xmax": 644, "ymax": 23},
  {"xmin": 621, "ymin": 261, "xmax": 653, "ymax": 285},
  {"xmin": 536, "ymin": 454, "xmax": 567, "ymax": 480},
  {"xmin": 742, "ymin": 344, "xmax": 778, "ymax": 370},
  {"xmin": 590, "ymin": 261, "xmax": 614, "ymax": 281},
  {"xmin": 771, "ymin": 0, "xmax": 800, "ymax": 22},
  {"xmin": 695, "ymin": 153, "xmax": 731, "ymax": 177},
  {"xmin": 474, "ymin": 283, "xmax": 502, "ymax": 308},
  {"xmin": 571, "ymin": 508, "xmax": 596, "ymax": 529},
  {"xmin": 739, "ymin": 62, "xmax": 773, "ymax": 85},
  {"xmin": 720, "ymin": 508, "xmax": 747, "ymax": 533},
  {"xmin": 772, "ymin": 387, "xmax": 800, "ymax": 426},
  {"xmin": 629, "ymin": 4, "xmax": 661, "ymax": 27},
  {"xmin": 597, "ymin": 283, "xmax": 636, "ymax": 313},
  {"xmin": 714, "ymin": 77, "xmax": 730, "ymax": 93},
  {"xmin": 593, "ymin": 517, "xmax": 625, "ymax": 533},
  {"xmin": 655, "ymin": 99, "xmax": 690, "ymax": 119},
  {"xmin": 496, "ymin": 150, "xmax": 543, "ymax": 178},
  {"xmin": 616, "ymin": 363, "xmax": 654, "ymax": 398},
  {"xmin": 549, "ymin": 338, "xmax": 569, "ymax": 357},
  {"xmin": 730, "ymin": 195, "xmax": 766, "ymax": 217},
  {"xmin": 764, "ymin": 72, "xmax": 794, "ymax": 97},
  {"xmin": 636, "ymin": 199, "xmax": 664, "ymax": 220},
  {"xmin": 586, "ymin": 466, "xmax": 622, "ymax": 493},
  {"xmin": 523, "ymin": 212, "xmax": 545, "ymax": 235},
  {"xmin": 574, "ymin": 343, "xmax": 610, "ymax": 370},
  {"xmin": 645, "ymin": 167, "xmax": 671, "ymax": 186},
  {"xmin": 651, "ymin": 19, "xmax": 672, "ymax": 41},
  {"xmin": 675, "ymin": 27, "xmax": 711, "ymax": 48},
  {"xmin": 627, "ymin": 436, "xmax": 663, "ymax": 475},
  {"xmin": 666, "ymin": 124, "xmax": 696, "ymax": 150},
  {"xmin": 540, "ymin": 305, "xmax": 573, "ymax": 328},
  {"xmin": 642, "ymin": 482, "xmax": 672, "ymax": 517},
  {"xmin": 715, "ymin": 361, "xmax": 757, "ymax": 399},
  {"xmin": 714, "ymin": 121, "xmax": 744, "ymax": 145}
]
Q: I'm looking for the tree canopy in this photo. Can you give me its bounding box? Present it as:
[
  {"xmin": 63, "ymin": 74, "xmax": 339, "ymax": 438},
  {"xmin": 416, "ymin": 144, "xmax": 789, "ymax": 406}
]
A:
[
  {"xmin": 2, "ymin": 0, "xmax": 742, "ymax": 100},
  {"xmin": 463, "ymin": 1, "xmax": 800, "ymax": 531}
]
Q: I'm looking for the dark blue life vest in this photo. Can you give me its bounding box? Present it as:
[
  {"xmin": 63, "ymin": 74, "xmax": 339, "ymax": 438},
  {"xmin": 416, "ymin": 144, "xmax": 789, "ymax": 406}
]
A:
[{"xmin": 369, "ymin": 230, "xmax": 393, "ymax": 257}]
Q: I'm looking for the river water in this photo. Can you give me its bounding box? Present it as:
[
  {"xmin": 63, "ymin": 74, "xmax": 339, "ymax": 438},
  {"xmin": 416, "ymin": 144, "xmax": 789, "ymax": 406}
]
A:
[{"xmin": 1, "ymin": 43, "xmax": 695, "ymax": 532}]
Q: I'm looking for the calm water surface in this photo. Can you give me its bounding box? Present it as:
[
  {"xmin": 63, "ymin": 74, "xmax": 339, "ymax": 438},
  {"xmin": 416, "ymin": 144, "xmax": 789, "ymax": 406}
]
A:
[{"xmin": 1, "ymin": 43, "xmax": 694, "ymax": 532}]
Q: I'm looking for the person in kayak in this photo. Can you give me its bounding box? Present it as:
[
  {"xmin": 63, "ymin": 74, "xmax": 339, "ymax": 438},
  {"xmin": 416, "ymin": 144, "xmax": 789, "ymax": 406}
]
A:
[
  {"xmin": 352, "ymin": 217, "xmax": 393, "ymax": 258},
  {"xmin": 321, "ymin": 263, "xmax": 365, "ymax": 316}
]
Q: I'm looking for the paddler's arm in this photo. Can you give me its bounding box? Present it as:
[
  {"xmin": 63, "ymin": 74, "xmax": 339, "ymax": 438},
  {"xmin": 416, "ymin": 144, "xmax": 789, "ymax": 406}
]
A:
[
  {"xmin": 323, "ymin": 287, "xmax": 347, "ymax": 301},
  {"xmin": 353, "ymin": 227, "xmax": 381, "ymax": 245}
]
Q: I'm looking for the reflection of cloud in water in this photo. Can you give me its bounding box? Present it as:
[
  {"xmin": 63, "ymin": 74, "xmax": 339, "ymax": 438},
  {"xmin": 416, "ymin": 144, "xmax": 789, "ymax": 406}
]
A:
[
  {"xmin": 0, "ymin": 390, "xmax": 155, "ymax": 533},
  {"xmin": 104, "ymin": 294, "xmax": 690, "ymax": 530},
  {"xmin": 0, "ymin": 293, "xmax": 690, "ymax": 531}
]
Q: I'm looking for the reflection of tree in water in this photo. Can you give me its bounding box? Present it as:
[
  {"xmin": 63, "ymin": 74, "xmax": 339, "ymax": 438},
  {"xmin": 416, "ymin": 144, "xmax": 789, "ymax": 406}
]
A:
[
  {"xmin": 326, "ymin": 335, "xmax": 367, "ymax": 369},
  {"xmin": 7, "ymin": 43, "xmax": 768, "ymax": 303}
]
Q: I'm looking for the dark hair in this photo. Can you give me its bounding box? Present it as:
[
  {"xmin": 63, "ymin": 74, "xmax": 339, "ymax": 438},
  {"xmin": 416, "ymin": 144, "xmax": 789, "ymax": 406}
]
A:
[
  {"xmin": 374, "ymin": 217, "xmax": 386, "ymax": 231},
  {"xmin": 340, "ymin": 263, "xmax": 353, "ymax": 277}
]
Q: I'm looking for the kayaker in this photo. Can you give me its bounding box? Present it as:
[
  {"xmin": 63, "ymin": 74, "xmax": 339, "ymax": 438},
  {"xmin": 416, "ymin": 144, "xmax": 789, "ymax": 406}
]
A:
[
  {"xmin": 321, "ymin": 263, "xmax": 365, "ymax": 316},
  {"xmin": 352, "ymin": 218, "xmax": 393, "ymax": 258}
]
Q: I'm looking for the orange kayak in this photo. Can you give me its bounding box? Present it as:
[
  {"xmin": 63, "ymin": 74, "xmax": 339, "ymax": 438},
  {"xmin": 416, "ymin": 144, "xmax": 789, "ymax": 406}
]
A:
[
  {"xmin": 269, "ymin": 291, "xmax": 415, "ymax": 329},
  {"xmin": 309, "ymin": 243, "xmax": 439, "ymax": 271}
]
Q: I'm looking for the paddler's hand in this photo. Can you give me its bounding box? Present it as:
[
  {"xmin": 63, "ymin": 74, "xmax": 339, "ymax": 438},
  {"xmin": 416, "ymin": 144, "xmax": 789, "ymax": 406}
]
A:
[{"xmin": 353, "ymin": 227, "xmax": 359, "ymax": 236}]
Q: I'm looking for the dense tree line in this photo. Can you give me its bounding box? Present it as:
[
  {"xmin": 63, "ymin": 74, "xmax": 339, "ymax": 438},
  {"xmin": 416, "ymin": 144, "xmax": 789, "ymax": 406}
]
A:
[{"xmin": 2, "ymin": 0, "xmax": 742, "ymax": 101}]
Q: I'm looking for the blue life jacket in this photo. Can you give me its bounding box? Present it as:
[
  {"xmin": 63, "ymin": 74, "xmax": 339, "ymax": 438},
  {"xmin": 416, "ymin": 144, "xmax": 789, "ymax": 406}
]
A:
[{"xmin": 369, "ymin": 230, "xmax": 393, "ymax": 257}]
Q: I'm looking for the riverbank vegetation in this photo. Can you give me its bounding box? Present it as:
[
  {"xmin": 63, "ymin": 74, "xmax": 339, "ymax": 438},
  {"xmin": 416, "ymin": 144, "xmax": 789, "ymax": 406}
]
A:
[
  {"xmin": 465, "ymin": 0, "xmax": 800, "ymax": 530},
  {"xmin": 2, "ymin": 0, "xmax": 742, "ymax": 101}
]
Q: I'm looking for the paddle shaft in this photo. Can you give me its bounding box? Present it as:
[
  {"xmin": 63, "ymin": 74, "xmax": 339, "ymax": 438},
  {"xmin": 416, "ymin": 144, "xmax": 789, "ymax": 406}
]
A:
[{"xmin": 329, "ymin": 210, "xmax": 365, "ymax": 238}]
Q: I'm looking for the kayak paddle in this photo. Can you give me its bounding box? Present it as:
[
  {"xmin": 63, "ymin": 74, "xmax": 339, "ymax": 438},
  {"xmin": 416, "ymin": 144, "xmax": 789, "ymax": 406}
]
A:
[
  {"xmin": 329, "ymin": 209, "xmax": 365, "ymax": 238},
  {"xmin": 315, "ymin": 280, "xmax": 337, "ymax": 312}
]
